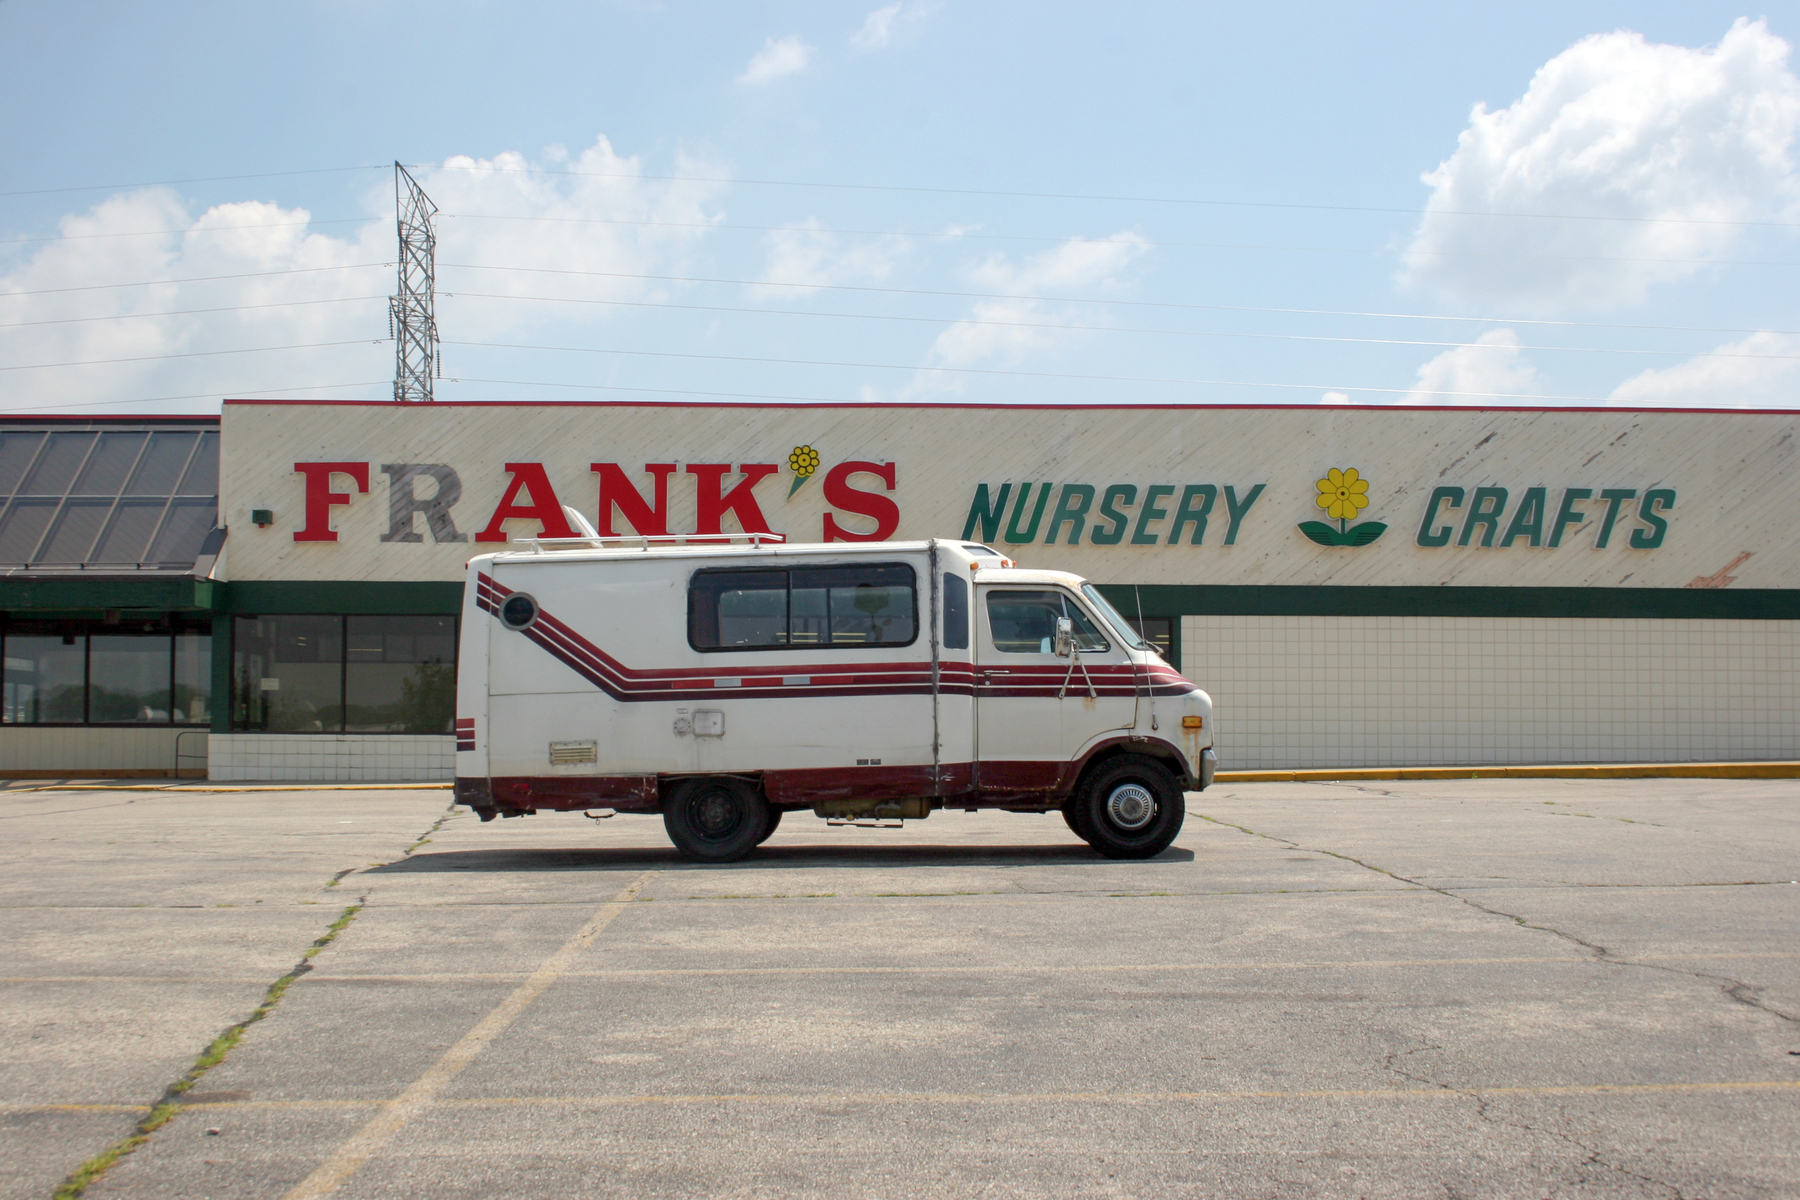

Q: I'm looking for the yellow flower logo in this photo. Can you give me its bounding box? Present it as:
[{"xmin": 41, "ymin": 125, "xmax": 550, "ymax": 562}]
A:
[
  {"xmin": 787, "ymin": 444, "xmax": 821, "ymax": 497},
  {"xmin": 1298, "ymin": 467, "xmax": 1386, "ymax": 547},
  {"xmin": 1315, "ymin": 467, "xmax": 1370, "ymax": 522}
]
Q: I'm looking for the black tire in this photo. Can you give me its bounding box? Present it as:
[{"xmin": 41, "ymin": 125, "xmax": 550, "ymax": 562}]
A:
[
  {"xmin": 663, "ymin": 777, "xmax": 769, "ymax": 863},
  {"xmin": 1061, "ymin": 797, "xmax": 1092, "ymax": 843},
  {"xmin": 757, "ymin": 807, "xmax": 783, "ymax": 845},
  {"xmin": 1075, "ymin": 755, "xmax": 1185, "ymax": 859}
]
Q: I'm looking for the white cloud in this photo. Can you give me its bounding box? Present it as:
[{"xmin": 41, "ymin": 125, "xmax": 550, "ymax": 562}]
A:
[
  {"xmin": 1320, "ymin": 391, "xmax": 1352, "ymax": 404},
  {"xmin": 1402, "ymin": 19, "xmax": 1800, "ymax": 313},
  {"xmin": 908, "ymin": 233, "xmax": 1149, "ymax": 394},
  {"xmin": 738, "ymin": 35, "xmax": 812, "ymax": 85},
  {"xmin": 851, "ymin": 2, "xmax": 931, "ymax": 50},
  {"xmin": 752, "ymin": 219, "xmax": 906, "ymax": 297},
  {"xmin": 1401, "ymin": 329, "xmax": 1543, "ymax": 404},
  {"xmin": 0, "ymin": 135, "xmax": 725, "ymax": 412},
  {"xmin": 1609, "ymin": 330, "xmax": 1800, "ymax": 405}
]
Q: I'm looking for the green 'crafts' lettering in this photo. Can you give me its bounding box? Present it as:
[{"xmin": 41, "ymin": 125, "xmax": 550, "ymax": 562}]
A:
[
  {"xmin": 1457, "ymin": 487, "xmax": 1508, "ymax": 548},
  {"xmin": 1594, "ymin": 489, "xmax": 1636, "ymax": 549},
  {"xmin": 1417, "ymin": 487, "xmax": 1464, "ymax": 547},
  {"xmin": 1548, "ymin": 488, "xmax": 1591, "ymax": 548},
  {"xmin": 1630, "ymin": 489, "xmax": 1675, "ymax": 549},
  {"xmin": 1500, "ymin": 487, "xmax": 1546, "ymax": 547}
]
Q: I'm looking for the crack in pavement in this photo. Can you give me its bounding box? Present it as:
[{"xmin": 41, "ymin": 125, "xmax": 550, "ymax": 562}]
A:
[
  {"xmin": 1193, "ymin": 812, "xmax": 1800, "ymax": 1031},
  {"xmin": 49, "ymin": 801, "xmax": 457, "ymax": 1199},
  {"xmin": 1380, "ymin": 1038, "xmax": 1689, "ymax": 1199}
]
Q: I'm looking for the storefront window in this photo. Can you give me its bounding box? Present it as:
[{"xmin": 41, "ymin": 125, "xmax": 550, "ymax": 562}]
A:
[
  {"xmin": 232, "ymin": 614, "xmax": 456, "ymax": 734},
  {"xmin": 345, "ymin": 616, "xmax": 456, "ymax": 733},
  {"xmin": 1, "ymin": 618, "xmax": 211, "ymax": 725},
  {"xmin": 89, "ymin": 631, "xmax": 173, "ymax": 722}
]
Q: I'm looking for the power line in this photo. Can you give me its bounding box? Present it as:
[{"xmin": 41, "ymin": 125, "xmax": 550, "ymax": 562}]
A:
[
  {"xmin": 440, "ymin": 212, "xmax": 1800, "ymax": 270},
  {"xmin": 438, "ymin": 291, "xmax": 1797, "ymax": 358},
  {"xmin": 437, "ymin": 263, "xmax": 1800, "ymax": 338},
  {"xmin": 420, "ymin": 162, "xmax": 1800, "ymax": 231},
  {"xmin": 0, "ymin": 296, "xmax": 386, "ymax": 331},
  {"xmin": 0, "ymin": 262, "xmax": 388, "ymax": 298},
  {"xmin": 0, "ymin": 166, "xmax": 387, "ymax": 200},
  {"xmin": 0, "ymin": 380, "xmax": 389, "ymax": 415},
  {"xmin": 0, "ymin": 218, "xmax": 374, "ymax": 247},
  {"xmin": 0, "ymin": 339, "xmax": 384, "ymax": 374},
  {"xmin": 446, "ymin": 374, "xmax": 1616, "ymax": 405}
]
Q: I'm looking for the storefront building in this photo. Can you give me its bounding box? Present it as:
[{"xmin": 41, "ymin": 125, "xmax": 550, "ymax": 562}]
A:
[{"xmin": 2, "ymin": 400, "xmax": 1795, "ymax": 780}]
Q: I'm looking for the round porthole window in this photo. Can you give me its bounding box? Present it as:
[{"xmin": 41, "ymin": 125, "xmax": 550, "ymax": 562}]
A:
[{"xmin": 499, "ymin": 593, "xmax": 539, "ymax": 631}]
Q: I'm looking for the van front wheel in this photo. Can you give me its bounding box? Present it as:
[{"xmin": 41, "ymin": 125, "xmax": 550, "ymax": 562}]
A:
[
  {"xmin": 664, "ymin": 778, "xmax": 769, "ymax": 863},
  {"xmin": 1076, "ymin": 756, "xmax": 1185, "ymax": 859}
]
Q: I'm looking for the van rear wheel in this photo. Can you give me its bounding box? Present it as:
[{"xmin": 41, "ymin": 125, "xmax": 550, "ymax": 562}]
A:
[
  {"xmin": 757, "ymin": 808, "xmax": 783, "ymax": 845},
  {"xmin": 1076, "ymin": 756, "xmax": 1184, "ymax": 859},
  {"xmin": 664, "ymin": 778, "xmax": 769, "ymax": 863}
]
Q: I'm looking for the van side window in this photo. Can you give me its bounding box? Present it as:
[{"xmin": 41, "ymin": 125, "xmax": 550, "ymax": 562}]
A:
[
  {"xmin": 689, "ymin": 564, "xmax": 917, "ymax": 652},
  {"xmin": 942, "ymin": 571, "xmax": 969, "ymax": 650},
  {"xmin": 985, "ymin": 590, "xmax": 1108, "ymax": 654}
]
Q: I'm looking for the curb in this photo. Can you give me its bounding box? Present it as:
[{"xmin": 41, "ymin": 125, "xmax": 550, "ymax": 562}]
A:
[
  {"xmin": 1, "ymin": 781, "xmax": 452, "ymax": 794},
  {"xmin": 1213, "ymin": 762, "xmax": 1800, "ymax": 783}
]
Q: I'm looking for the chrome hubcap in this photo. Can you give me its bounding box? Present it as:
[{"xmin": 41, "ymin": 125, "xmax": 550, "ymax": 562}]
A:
[{"xmin": 1105, "ymin": 783, "xmax": 1156, "ymax": 830}]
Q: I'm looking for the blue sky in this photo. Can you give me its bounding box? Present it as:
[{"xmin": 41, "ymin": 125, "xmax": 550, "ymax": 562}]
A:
[{"xmin": 1, "ymin": 1, "xmax": 1796, "ymax": 413}]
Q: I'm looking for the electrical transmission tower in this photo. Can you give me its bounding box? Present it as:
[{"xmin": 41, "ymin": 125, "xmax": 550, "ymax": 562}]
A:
[{"xmin": 388, "ymin": 162, "xmax": 439, "ymax": 402}]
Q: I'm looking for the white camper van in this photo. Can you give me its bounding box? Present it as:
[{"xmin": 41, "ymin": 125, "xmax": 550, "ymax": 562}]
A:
[{"xmin": 454, "ymin": 536, "xmax": 1216, "ymax": 862}]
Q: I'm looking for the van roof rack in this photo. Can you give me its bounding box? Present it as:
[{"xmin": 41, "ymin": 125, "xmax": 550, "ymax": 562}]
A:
[{"xmin": 512, "ymin": 532, "xmax": 789, "ymax": 553}]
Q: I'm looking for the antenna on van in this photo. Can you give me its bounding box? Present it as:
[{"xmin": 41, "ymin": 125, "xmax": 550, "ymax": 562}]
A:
[{"xmin": 1135, "ymin": 584, "xmax": 1156, "ymax": 732}]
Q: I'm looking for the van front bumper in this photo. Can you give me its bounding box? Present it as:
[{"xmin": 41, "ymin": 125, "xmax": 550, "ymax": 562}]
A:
[{"xmin": 1198, "ymin": 748, "xmax": 1217, "ymax": 790}]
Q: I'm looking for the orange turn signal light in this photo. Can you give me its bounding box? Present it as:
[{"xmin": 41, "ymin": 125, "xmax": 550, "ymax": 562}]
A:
[{"xmin": 1181, "ymin": 715, "xmax": 1204, "ymax": 730}]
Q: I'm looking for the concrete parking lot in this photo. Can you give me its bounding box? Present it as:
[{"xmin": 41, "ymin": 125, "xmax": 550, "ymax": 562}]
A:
[{"xmin": 1, "ymin": 778, "xmax": 1796, "ymax": 1199}]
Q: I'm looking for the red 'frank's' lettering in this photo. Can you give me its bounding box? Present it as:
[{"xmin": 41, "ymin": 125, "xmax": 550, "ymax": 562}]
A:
[
  {"xmin": 293, "ymin": 462, "xmax": 369, "ymax": 542},
  {"xmin": 688, "ymin": 464, "xmax": 779, "ymax": 535},
  {"xmin": 475, "ymin": 463, "xmax": 578, "ymax": 543},
  {"xmin": 591, "ymin": 463, "xmax": 677, "ymax": 536},
  {"xmin": 823, "ymin": 461, "xmax": 900, "ymax": 542}
]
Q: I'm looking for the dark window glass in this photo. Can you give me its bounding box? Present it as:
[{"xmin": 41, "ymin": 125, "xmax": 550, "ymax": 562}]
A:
[
  {"xmin": 92, "ymin": 499, "xmax": 165, "ymax": 564},
  {"xmin": 689, "ymin": 563, "xmax": 917, "ymax": 652},
  {"xmin": 88, "ymin": 630, "xmax": 173, "ymax": 722},
  {"xmin": 20, "ymin": 433, "xmax": 94, "ymax": 495},
  {"xmin": 985, "ymin": 590, "xmax": 1108, "ymax": 655},
  {"xmin": 3, "ymin": 624, "xmax": 86, "ymax": 722},
  {"xmin": 1127, "ymin": 617, "xmax": 1173, "ymax": 658},
  {"xmin": 174, "ymin": 627, "xmax": 211, "ymax": 725},
  {"xmin": 36, "ymin": 499, "xmax": 111, "ymax": 563},
  {"xmin": 176, "ymin": 432, "xmax": 220, "ymax": 495},
  {"xmin": 0, "ymin": 500, "xmax": 57, "ymax": 563},
  {"xmin": 232, "ymin": 616, "xmax": 344, "ymax": 732},
  {"xmin": 689, "ymin": 570, "xmax": 787, "ymax": 649},
  {"xmin": 942, "ymin": 570, "xmax": 969, "ymax": 650},
  {"xmin": 126, "ymin": 433, "xmax": 197, "ymax": 495},
  {"xmin": 74, "ymin": 432, "xmax": 147, "ymax": 494},
  {"xmin": 345, "ymin": 616, "xmax": 456, "ymax": 733},
  {"xmin": 0, "ymin": 432, "xmax": 45, "ymax": 495},
  {"xmin": 147, "ymin": 498, "xmax": 216, "ymax": 563}
]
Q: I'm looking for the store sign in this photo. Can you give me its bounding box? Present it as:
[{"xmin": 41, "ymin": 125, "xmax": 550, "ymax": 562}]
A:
[{"xmin": 221, "ymin": 402, "xmax": 1798, "ymax": 589}]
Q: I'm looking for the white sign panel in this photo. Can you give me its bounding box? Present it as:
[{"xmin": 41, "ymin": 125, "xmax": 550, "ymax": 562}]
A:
[{"xmin": 219, "ymin": 401, "xmax": 1800, "ymax": 590}]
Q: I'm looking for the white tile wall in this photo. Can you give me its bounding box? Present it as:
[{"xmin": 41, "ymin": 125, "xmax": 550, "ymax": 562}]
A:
[
  {"xmin": 0, "ymin": 726, "xmax": 207, "ymax": 775},
  {"xmin": 208, "ymin": 733, "xmax": 454, "ymax": 782},
  {"xmin": 1182, "ymin": 616, "xmax": 1800, "ymax": 769}
]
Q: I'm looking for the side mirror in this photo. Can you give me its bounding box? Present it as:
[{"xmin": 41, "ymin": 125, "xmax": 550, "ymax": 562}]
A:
[{"xmin": 1052, "ymin": 616, "xmax": 1075, "ymax": 658}]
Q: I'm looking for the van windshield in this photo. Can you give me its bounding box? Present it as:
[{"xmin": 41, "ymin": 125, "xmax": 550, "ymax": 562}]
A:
[{"xmin": 1079, "ymin": 584, "xmax": 1150, "ymax": 651}]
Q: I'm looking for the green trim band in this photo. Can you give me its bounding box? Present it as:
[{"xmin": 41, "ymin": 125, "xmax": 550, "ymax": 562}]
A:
[
  {"xmin": 1097, "ymin": 584, "xmax": 1800, "ymax": 621},
  {"xmin": 219, "ymin": 581, "xmax": 462, "ymax": 616}
]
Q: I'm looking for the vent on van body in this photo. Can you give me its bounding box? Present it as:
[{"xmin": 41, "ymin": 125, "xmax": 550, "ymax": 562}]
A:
[{"xmin": 548, "ymin": 741, "xmax": 598, "ymax": 764}]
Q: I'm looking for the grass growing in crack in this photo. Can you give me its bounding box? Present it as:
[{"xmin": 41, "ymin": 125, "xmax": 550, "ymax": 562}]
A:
[{"xmin": 49, "ymin": 902, "xmax": 363, "ymax": 1199}]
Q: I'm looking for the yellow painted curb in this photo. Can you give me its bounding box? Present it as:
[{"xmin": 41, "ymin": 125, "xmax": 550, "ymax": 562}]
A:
[{"xmin": 1214, "ymin": 762, "xmax": 1800, "ymax": 783}]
